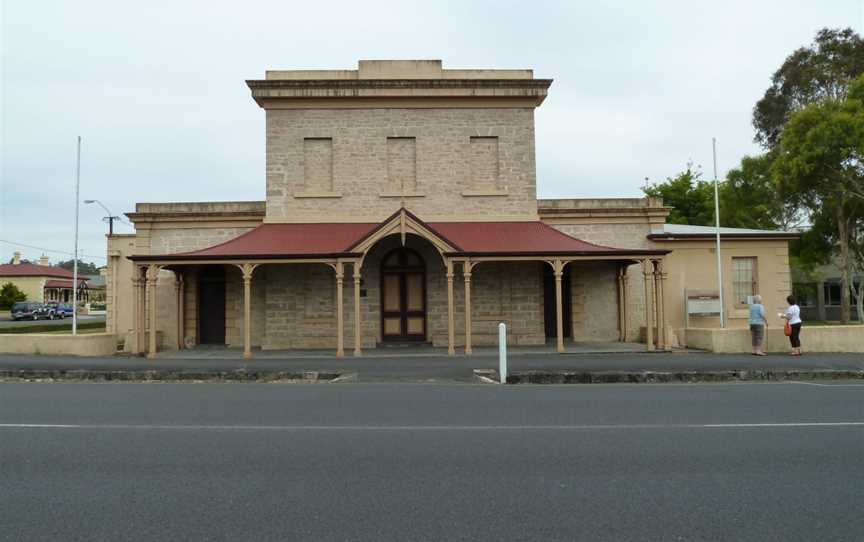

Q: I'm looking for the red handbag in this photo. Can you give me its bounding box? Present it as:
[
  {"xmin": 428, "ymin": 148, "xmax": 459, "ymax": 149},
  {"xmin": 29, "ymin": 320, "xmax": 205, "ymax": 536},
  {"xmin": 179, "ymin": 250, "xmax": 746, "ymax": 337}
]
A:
[{"xmin": 784, "ymin": 321, "xmax": 792, "ymax": 337}]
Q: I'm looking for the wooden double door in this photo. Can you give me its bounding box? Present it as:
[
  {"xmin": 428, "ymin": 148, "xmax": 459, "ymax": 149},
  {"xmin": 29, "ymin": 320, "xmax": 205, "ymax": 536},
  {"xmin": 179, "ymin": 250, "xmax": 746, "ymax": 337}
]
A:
[{"xmin": 381, "ymin": 248, "xmax": 426, "ymax": 342}]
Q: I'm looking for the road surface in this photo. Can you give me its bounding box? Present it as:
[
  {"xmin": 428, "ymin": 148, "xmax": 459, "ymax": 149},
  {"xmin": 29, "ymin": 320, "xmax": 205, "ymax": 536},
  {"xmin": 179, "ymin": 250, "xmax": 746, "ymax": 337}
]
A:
[{"xmin": 1, "ymin": 381, "xmax": 862, "ymax": 541}]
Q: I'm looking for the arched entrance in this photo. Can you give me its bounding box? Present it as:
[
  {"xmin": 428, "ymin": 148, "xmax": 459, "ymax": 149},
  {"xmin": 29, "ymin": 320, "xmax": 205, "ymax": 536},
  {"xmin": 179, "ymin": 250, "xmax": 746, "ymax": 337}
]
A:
[{"xmin": 381, "ymin": 247, "xmax": 426, "ymax": 342}]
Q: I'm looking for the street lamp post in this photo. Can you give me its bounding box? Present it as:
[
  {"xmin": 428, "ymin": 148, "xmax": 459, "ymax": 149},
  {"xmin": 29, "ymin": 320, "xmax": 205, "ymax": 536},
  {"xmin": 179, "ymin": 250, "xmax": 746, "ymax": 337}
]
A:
[{"xmin": 84, "ymin": 199, "xmax": 120, "ymax": 236}]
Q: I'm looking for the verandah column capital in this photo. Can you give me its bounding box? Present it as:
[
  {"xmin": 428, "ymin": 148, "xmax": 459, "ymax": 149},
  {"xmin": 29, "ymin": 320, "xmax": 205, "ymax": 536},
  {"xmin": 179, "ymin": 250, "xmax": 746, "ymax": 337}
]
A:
[
  {"xmin": 236, "ymin": 262, "xmax": 259, "ymax": 283},
  {"xmin": 463, "ymin": 260, "xmax": 476, "ymax": 280}
]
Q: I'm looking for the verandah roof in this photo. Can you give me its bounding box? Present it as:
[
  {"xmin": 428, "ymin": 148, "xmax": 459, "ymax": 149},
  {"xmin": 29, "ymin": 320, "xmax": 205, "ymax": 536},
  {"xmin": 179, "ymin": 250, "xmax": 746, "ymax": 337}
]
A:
[{"xmin": 129, "ymin": 209, "xmax": 668, "ymax": 262}]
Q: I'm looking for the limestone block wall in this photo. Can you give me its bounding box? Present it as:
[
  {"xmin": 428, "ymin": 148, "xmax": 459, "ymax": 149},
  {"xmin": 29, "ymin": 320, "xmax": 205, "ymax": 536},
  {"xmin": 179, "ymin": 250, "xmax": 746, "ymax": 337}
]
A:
[
  {"xmin": 243, "ymin": 234, "xmax": 547, "ymax": 350},
  {"xmin": 147, "ymin": 227, "xmax": 255, "ymax": 255},
  {"xmin": 265, "ymin": 108, "xmax": 538, "ymax": 222},
  {"xmin": 226, "ymin": 265, "xmax": 266, "ymax": 348},
  {"xmin": 550, "ymin": 223, "xmax": 654, "ymax": 341},
  {"xmin": 262, "ymin": 264, "xmax": 339, "ymax": 350},
  {"xmin": 458, "ymin": 261, "xmax": 545, "ymax": 347},
  {"xmin": 570, "ymin": 262, "xmax": 620, "ymax": 342},
  {"xmin": 113, "ymin": 220, "xmax": 259, "ymax": 351}
]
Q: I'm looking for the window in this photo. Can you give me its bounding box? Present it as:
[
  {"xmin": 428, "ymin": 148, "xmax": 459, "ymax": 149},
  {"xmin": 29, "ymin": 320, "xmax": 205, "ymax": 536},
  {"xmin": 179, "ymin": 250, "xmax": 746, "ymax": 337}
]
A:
[
  {"xmin": 825, "ymin": 281, "xmax": 862, "ymax": 306},
  {"xmin": 732, "ymin": 257, "xmax": 757, "ymax": 304}
]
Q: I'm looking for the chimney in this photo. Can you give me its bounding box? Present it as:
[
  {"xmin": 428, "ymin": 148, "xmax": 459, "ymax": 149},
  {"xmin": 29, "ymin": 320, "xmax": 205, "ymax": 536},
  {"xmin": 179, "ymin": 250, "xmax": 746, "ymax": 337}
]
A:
[
  {"xmin": 12, "ymin": 251, "xmax": 21, "ymax": 265},
  {"xmin": 39, "ymin": 254, "xmax": 50, "ymax": 266}
]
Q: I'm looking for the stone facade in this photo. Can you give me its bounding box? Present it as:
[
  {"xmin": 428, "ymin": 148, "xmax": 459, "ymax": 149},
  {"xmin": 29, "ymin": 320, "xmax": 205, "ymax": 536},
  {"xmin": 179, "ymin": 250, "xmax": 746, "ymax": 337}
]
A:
[
  {"xmin": 108, "ymin": 60, "xmax": 795, "ymax": 356},
  {"xmin": 264, "ymin": 108, "xmax": 538, "ymax": 222}
]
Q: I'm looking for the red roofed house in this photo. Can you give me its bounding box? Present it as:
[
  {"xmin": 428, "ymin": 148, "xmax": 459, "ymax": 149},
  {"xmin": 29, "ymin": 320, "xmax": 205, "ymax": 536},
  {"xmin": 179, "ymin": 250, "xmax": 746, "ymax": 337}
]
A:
[
  {"xmin": 0, "ymin": 252, "xmax": 88, "ymax": 303},
  {"xmin": 106, "ymin": 60, "xmax": 794, "ymax": 358}
]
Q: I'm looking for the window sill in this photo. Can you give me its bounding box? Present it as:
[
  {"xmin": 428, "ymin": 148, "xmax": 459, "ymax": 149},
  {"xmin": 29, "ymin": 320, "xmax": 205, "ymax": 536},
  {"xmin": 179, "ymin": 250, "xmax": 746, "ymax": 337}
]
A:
[
  {"xmin": 294, "ymin": 192, "xmax": 343, "ymax": 199},
  {"xmin": 462, "ymin": 188, "xmax": 509, "ymax": 197},
  {"xmin": 379, "ymin": 191, "xmax": 426, "ymax": 198}
]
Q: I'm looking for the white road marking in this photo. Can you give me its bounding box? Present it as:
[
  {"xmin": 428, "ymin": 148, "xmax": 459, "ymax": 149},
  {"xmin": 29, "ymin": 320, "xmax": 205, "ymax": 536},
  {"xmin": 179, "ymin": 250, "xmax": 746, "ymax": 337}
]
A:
[
  {"xmin": 0, "ymin": 422, "xmax": 863, "ymax": 431},
  {"xmin": 787, "ymin": 381, "xmax": 864, "ymax": 387}
]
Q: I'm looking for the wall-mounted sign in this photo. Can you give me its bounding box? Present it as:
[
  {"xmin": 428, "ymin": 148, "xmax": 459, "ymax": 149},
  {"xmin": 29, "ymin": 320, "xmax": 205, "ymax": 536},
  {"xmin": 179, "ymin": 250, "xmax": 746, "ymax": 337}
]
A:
[{"xmin": 687, "ymin": 294, "xmax": 721, "ymax": 316}]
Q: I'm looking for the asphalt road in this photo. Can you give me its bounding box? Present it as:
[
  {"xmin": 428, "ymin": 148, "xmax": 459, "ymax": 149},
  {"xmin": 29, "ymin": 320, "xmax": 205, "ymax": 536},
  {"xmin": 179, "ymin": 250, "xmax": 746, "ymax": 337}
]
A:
[
  {"xmin": 1, "ymin": 382, "xmax": 863, "ymax": 541},
  {"xmin": 0, "ymin": 314, "xmax": 105, "ymax": 328}
]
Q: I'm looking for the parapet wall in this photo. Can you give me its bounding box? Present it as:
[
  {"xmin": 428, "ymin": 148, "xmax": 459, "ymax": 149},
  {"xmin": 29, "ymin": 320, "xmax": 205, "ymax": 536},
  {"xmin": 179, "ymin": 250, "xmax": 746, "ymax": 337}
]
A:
[
  {"xmin": 0, "ymin": 333, "xmax": 118, "ymax": 356},
  {"xmin": 685, "ymin": 326, "xmax": 864, "ymax": 353}
]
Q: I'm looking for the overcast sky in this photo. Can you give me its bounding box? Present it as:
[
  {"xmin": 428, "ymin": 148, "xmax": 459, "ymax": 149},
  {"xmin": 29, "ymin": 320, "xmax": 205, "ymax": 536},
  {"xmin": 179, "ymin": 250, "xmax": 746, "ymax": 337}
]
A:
[{"xmin": 1, "ymin": 0, "xmax": 862, "ymax": 266}]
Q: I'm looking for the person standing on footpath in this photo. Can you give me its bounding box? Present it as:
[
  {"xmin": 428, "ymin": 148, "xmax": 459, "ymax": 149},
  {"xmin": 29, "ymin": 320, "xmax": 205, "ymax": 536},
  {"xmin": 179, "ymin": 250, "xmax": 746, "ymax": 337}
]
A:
[
  {"xmin": 748, "ymin": 295, "xmax": 768, "ymax": 355},
  {"xmin": 780, "ymin": 295, "xmax": 803, "ymax": 356}
]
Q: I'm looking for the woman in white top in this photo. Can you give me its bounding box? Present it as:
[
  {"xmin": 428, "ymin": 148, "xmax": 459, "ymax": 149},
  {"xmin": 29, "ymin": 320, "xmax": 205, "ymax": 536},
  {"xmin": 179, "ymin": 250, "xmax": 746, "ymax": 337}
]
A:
[{"xmin": 780, "ymin": 295, "xmax": 803, "ymax": 356}]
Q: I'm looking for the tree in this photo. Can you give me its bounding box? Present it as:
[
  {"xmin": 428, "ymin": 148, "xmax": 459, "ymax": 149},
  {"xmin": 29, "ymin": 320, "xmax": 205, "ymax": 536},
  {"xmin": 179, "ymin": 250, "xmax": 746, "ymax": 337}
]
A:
[
  {"xmin": 642, "ymin": 163, "xmax": 716, "ymax": 225},
  {"xmin": 57, "ymin": 259, "xmax": 99, "ymax": 275},
  {"xmin": 643, "ymin": 159, "xmax": 792, "ymax": 230},
  {"xmin": 0, "ymin": 282, "xmax": 27, "ymax": 310},
  {"xmin": 753, "ymin": 27, "xmax": 864, "ymax": 149},
  {"xmin": 722, "ymin": 152, "xmax": 801, "ymax": 230},
  {"xmin": 773, "ymin": 74, "xmax": 864, "ymax": 323}
]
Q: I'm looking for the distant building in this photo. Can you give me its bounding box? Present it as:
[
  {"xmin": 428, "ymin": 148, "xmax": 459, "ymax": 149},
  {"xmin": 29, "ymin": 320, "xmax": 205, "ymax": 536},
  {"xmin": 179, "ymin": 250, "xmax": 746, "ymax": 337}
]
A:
[
  {"xmin": 106, "ymin": 60, "xmax": 798, "ymax": 358},
  {"xmin": 793, "ymin": 263, "xmax": 862, "ymax": 322},
  {"xmin": 84, "ymin": 270, "xmax": 107, "ymax": 303},
  {"xmin": 0, "ymin": 252, "xmax": 89, "ymax": 303}
]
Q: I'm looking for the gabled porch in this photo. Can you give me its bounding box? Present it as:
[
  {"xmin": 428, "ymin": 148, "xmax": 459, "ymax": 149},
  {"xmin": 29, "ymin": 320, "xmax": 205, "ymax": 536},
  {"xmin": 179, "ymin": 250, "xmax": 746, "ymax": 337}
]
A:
[{"xmin": 128, "ymin": 208, "xmax": 670, "ymax": 359}]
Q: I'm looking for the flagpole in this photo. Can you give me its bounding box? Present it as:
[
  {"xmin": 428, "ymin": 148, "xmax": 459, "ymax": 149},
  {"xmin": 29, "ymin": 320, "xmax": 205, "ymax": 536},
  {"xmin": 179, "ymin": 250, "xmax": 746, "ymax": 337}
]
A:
[
  {"xmin": 72, "ymin": 136, "xmax": 81, "ymax": 335},
  {"xmin": 713, "ymin": 137, "xmax": 725, "ymax": 328}
]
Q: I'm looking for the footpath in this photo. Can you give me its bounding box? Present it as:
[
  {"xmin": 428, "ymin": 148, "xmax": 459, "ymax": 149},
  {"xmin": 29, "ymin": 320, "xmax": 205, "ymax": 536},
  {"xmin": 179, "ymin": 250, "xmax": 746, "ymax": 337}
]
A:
[{"xmin": 0, "ymin": 350, "xmax": 862, "ymax": 384}]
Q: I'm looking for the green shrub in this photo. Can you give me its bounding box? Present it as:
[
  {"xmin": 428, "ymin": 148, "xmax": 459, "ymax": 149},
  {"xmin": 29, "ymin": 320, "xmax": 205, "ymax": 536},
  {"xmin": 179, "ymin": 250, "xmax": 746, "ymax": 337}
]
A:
[{"xmin": 0, "ymin": 282, "xmax": 27, "ymax": 310}]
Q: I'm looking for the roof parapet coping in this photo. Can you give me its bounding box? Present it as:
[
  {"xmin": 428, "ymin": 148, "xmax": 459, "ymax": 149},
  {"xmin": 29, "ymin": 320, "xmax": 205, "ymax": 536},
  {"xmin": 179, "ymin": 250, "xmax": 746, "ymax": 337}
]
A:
[
  {"xmin": 133, "ymin": 201, "xmax": 266, "ymax": 214},
  {"xmin": 538, "ymin": 197, "xmax": 668, "ymax": 210},
  {"xmin": 265, "ymin": 59, "xmax": 536, "ymax": 81}
]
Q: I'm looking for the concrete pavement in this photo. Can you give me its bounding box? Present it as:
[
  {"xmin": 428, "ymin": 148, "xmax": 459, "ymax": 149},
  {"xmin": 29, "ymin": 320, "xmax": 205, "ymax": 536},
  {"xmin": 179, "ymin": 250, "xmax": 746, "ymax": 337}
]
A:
[
  {"xmin": 0, "ymin": 351, "xmax": 862, "ymax": 383},
  {"xmin": 1, "ymin": 381, "xmax": 863, "ymax": 541}
]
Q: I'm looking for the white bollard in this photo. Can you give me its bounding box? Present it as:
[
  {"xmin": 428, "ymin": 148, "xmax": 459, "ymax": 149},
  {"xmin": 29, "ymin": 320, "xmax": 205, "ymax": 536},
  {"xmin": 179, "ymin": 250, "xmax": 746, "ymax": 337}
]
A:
[{"xmin": 498, "ymin": 322, "xmax": 507, "ymax": 384}]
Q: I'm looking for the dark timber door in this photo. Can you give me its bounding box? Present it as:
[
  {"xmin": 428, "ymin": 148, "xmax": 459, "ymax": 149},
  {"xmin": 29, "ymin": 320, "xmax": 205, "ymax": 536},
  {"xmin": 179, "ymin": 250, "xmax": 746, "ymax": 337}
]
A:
[
  {"xmin": 543, "ymin": 265, "xmax": 572, "ymax": 340},
  {"xmin": 381, "ymin": 248, "xmax": 426, "ymax": 342},
  {"xmin": 198, "ymin": 266, "xmax": 226, "ymax": 345}
]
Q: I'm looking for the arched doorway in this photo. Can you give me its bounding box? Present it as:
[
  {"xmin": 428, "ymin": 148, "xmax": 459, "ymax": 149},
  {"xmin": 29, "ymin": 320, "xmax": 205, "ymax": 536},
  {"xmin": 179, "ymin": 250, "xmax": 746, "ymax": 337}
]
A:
[{"xmin": 381, "ymin": 247, "xmax": 426, "ymax": 342}]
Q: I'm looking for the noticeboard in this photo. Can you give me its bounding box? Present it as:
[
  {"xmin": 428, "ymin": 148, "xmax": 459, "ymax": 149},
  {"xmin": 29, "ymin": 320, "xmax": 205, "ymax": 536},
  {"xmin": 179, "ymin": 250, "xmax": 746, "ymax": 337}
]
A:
[{"xmin": 687, "ymin": 296, "xmax": 721, "ymax": 316}]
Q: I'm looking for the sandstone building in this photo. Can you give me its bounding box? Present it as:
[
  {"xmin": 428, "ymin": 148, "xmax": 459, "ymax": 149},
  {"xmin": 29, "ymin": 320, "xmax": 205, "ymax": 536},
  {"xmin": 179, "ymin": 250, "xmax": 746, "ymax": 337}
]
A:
[{"xmin": 107, "ymin": 60, "xmax": 795, "ymax": 358}]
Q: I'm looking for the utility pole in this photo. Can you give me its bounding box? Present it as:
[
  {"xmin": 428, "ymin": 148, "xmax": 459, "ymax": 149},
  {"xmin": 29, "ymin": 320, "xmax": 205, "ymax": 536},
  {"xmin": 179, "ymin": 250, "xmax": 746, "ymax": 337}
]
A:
[{"xmin": 84, "ymin": 200, "xmax": 119, "ymax": 236}]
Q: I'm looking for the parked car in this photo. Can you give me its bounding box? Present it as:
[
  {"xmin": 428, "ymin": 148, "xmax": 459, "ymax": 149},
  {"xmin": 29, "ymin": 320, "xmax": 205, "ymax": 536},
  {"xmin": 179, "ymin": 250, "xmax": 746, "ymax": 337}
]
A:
[
  {"xmin": 10, "ymin": 302, "xmax": 52, "ymax": 321},
  {"xmin": 46, "ymin": 302, "xmax": 74, "ymax": 319}
]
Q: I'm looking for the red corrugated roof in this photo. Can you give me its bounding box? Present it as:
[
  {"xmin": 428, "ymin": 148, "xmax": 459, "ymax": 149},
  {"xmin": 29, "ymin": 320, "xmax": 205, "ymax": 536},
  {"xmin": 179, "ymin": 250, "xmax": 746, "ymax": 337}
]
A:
[
  {"xmin": 429, "ymin": 221, "xmax": 616, "ymax": 254},
  {"xmin": 0, "ymin": 263, "xmax": 77, "ymax": 279},
  {"xmin": 131, "ymin": 211, "xmax": 664, "ymax": 261},
  {"xmin": 180, "ymin": 223, "xmax": 378, "ymax": 257}
]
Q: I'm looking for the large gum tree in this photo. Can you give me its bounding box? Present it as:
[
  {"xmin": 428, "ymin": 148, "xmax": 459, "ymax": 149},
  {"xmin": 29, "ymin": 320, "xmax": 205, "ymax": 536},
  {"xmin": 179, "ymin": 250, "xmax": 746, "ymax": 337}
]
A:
[{"xmin": 773, "ymin": 75, "xmax": 864, "ymax": 323}]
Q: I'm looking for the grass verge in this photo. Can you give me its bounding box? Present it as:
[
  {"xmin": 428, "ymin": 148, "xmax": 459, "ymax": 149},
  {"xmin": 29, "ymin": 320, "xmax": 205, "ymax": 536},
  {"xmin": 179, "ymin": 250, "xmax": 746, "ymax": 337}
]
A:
[{"xmin": 1, "ymin": 321, "xmax": 106, "ymax": 334}]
